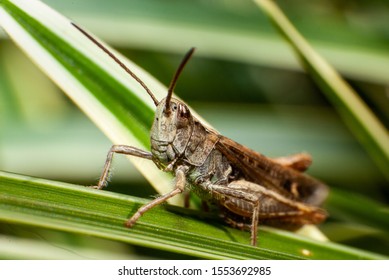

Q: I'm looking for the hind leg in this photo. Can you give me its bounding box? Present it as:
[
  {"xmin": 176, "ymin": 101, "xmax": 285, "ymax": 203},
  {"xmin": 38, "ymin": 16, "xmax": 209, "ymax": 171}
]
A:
[
  {"xmin": 202, "ymin": 180, "xmax": 326, "ymax": 246},
  {"xmin": 272, "ymin": 153, "xmax": 312, "ymax": 172}
]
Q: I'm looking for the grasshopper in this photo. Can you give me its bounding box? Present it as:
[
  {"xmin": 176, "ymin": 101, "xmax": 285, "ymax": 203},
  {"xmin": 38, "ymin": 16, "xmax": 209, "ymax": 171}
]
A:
[{"xmin": 73, "ymin": 23, "xmax": 328, "ymax": 246}]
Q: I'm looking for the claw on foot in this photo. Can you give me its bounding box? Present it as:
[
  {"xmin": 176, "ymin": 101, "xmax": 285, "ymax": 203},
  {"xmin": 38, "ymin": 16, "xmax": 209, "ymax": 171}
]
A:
[{"xmin": 88, "ymin": 185, "xmax": 103, "ymax": 190}]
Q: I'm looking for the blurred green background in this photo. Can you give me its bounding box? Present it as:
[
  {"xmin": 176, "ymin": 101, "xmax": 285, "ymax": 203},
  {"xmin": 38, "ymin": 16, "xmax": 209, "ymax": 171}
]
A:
[{"xmin": 0, "ymin": 0, "xmax": 388, "ymax": 258}]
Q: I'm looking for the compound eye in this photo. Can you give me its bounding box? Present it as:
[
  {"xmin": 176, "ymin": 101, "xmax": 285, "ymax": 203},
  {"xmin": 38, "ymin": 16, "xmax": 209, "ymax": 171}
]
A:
[{"xmin": 171, "ymin": 103, "xmax": 178, "ymax": 111}]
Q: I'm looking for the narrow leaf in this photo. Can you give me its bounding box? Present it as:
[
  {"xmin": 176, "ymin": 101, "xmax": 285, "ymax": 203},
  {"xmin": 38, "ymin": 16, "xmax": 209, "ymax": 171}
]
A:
[
  {"xmin": 1, "ymin": 171, "xmax": 386, "ymax": 260},
  {"xmin": 254, "ymin": 0, "xmax": 389, "ymax": 181}
]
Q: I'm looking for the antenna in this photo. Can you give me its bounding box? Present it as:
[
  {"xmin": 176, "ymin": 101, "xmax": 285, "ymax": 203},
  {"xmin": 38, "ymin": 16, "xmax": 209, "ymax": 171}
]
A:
[
  {"xmin": 71, "ymin": 22, "xmax": 159, "ymax": 106},
  {"xmin": 164, "ymin": 47, "xmax": 196, "ymax": 116}
]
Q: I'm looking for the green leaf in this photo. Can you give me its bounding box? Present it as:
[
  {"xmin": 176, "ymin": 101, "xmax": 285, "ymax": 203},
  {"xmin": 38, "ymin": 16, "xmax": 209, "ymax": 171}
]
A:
[
  {"xmin": 327, "ymin": 188, "xmax": 389, "ymax": 233},
  {"xmin": 1, "ymin": 170, "xmax": 386, "ymax": 260},
  {"xmin": 254, "ymin": 0, "xmax": 389, "ymax": 181}
]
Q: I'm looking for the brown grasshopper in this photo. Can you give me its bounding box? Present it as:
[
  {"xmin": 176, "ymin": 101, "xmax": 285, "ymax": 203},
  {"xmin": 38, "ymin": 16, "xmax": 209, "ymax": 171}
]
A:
[{"xmin": 73, "ymin": 23, "xmax": 328, "ymax": 246}]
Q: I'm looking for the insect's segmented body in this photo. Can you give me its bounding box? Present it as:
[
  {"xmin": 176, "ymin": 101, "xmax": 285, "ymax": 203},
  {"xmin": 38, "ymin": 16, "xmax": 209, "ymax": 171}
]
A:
[{"xmin": 150, "ymin": 98, "xmax": 328, "ymax": 239}]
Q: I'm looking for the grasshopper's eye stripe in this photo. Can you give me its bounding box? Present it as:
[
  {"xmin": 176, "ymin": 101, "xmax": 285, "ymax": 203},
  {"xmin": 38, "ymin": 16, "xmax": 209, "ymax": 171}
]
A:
[
  {"xmin": 179, "ymin": 104, "xmax": 186, "ymax": 114},
  {"xmin": 178, "ymin": 104, "xmax": 190, "ymax": 118}
]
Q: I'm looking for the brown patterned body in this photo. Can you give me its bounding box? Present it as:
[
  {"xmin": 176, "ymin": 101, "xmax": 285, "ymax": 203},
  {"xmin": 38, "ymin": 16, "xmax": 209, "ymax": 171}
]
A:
[
  {"xmin": 73, "ymin": 24, "xmax": 329, "ymax": 246},
  {"xmin": 147, "ymin": 97, "xmax": 328, "ymax": 245}
]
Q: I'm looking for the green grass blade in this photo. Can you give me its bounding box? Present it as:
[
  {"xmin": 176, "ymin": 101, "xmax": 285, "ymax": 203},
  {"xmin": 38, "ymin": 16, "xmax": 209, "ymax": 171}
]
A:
[
  {"xmin": 1, "ymin": 170, "xmax": 386, "ymax": 260},
  {"xmin": 327, "ymin": 188, "xmax": 389, "ymax": 233},
  {"xmin": 254, "ymin": 0, "xmax": 389, "ymax": 181},
  {"xmin": 0, "ymin": 233, "xmax": 138, "ymax": 260}
]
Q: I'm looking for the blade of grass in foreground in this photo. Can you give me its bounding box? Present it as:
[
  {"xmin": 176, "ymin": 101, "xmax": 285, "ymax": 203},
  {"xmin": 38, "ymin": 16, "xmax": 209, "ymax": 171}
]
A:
[
  {"xmin": 0, "ymin": 171, "xmax": 387, "ymax": 260},
  {"xmin": 254, "ymin": 0, "xmax": 389, "ymax": 182}
]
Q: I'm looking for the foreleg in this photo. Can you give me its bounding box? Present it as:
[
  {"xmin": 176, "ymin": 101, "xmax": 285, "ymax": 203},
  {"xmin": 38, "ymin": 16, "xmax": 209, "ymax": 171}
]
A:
[{"xmin": 93, "ymin": 145, "xmax": 153, "ymax": 189}]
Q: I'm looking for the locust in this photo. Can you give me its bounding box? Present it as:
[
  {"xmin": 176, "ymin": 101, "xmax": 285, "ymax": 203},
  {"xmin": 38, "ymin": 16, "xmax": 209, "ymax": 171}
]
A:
[{"xmin": 73, "ymin": 23, "xmax": 328, "ymax": 246}]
